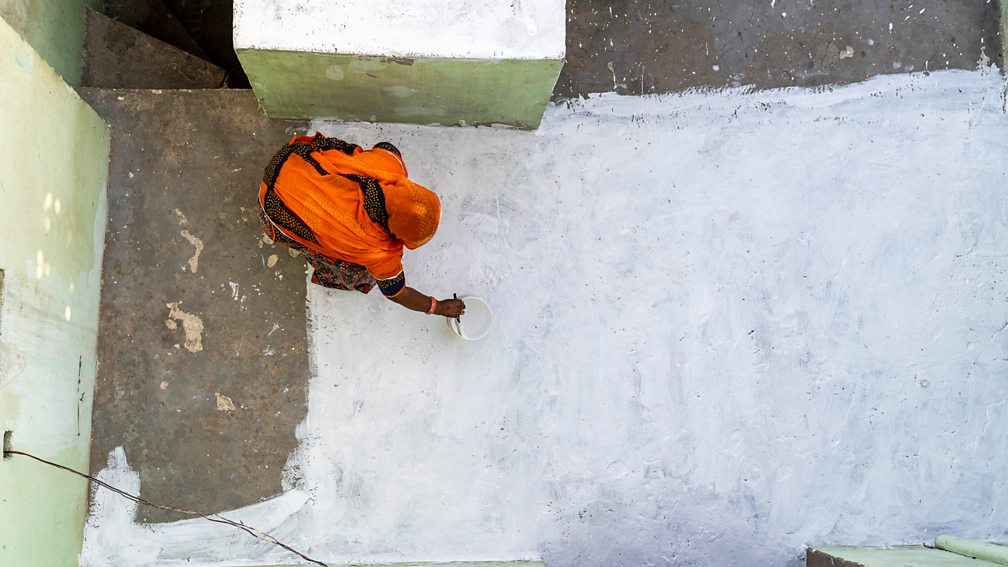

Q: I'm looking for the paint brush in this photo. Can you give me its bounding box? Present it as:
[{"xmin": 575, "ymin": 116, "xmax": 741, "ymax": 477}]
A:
[{"xmin": 453, "ymin": 293, "xmax": 461, "ymax": 326}]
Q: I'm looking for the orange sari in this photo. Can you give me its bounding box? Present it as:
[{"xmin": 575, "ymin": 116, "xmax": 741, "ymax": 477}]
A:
[{"xmin": 258, "ymin": 134, "xmax": 440, "ymax": 285}]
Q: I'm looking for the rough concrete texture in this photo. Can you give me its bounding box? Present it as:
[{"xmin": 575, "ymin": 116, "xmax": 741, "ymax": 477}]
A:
[
  {"xmin": 103, "ymin": 0, "xmax": 209, "ymax": 60},
  {"xmin": 159, "ymin": 0, "xmax": 250, "ymax": 87},
  {"xmin": 807, "ymin": 548, "xmax": 869, "ymax": 567},
  {"xmin": 79, "ymin": 88, "xmax": 310, "ymax": 522},
  {"xmin": 83, "ymin": 8, "xmax": 224, "ymax": 89},
  {"xmin": 555, "ymin": 0, "xmax": 1002, "ymax": 98}
]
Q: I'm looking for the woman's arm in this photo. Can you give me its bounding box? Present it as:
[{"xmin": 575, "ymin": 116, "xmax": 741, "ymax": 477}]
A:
[{"xmin": 388, "ymin": 286, "xmax": 465, "ymax": 317}]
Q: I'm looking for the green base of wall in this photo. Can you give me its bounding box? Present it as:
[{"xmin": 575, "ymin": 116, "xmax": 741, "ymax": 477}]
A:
[
  {"xmin": 809, "ymin": 546, "xmax": 1006, "ymax": 567},
  {"xmin": 0, "ymin": 0, "xmax": 101, "ymax": 85},
  {"xmin": 1003, "ymin": 1, "xmax": 1007, "ymax": 77},
  {"xmin": 237, "ymin": 49, "xmax": 562, "ymax": 128},
  {"xmin": 246, "ymin": 556, "xmax": 548, "ymax": 560}
]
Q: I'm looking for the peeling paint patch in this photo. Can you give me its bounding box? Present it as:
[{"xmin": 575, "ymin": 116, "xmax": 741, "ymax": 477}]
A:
[
  {"xmin": 978, "ymin": 46, "xmax": 991, "ymax": 67},
  {"xmin": 384, "ymin": 85, "xmax": 417, "ymax": 98},
  {"xmin": 214, "ymin": 392, "xmax": 236, "ymax": 412},
  {"xmin": 0, "ymin": 342, "xmax": 26, "ymax": 390},
  {"xmin": 394, "ymin": 104, "xmax": 447, "ymax": 117},
  {"xmin": 325, "ymin": 64, "xmax": 345, "ymax": 81},
  {"xmin": 165, "ymin": 302, "xmax": 204, "ymax": 353},
  {"xmin": 179, "ymin": 230, "xmax": 203, "ymax": 273}
]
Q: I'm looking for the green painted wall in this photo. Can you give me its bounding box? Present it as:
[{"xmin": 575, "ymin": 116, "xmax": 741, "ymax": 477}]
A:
[
  {"xmin": 1003, "ymin": 1, "xmax": 1007, "ymax": 76},
  {"xmin": 249, "ymin": 556, "xmax": 552, "ymax": 560},
  {"xmin": 237, "ymin": 50, "xmax": 562, "ymax": 128},
  {"xmin": 0, "ymin": 0, "xmax": 102, "ymax": 85},
  {"xmin": 0, "ymin": 15, "xmax": 109, "ymax": 567},
  {"xmin": 813, "ymin": 546, "xmax": 1004, "ymax": 567}
]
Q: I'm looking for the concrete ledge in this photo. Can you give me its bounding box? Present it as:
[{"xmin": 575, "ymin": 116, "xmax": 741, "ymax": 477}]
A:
[
  {"xmin": 238, "ymin": 562, "xmax": 547, "ymax": 567},
  {"xmin": 237, "ymin": 49, "xmax": 561, "ymax": 127},
  {"xmin": 808, "ymin": 546, "xmax": 1005, "ymax": 567},
  {"xmin": 233, "ymin": 0, "xmax": 564, "ymax": 127}
]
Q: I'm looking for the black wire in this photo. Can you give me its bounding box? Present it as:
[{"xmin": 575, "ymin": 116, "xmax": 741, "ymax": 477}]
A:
[{"xmin": 4, "ymin": 449, "xmax": 328, "ymax": 567}]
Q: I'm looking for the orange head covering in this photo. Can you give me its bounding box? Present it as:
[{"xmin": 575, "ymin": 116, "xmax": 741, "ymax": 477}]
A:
[{"xmin": 384, "ymin": 180, "xmax": 441, "ymax": 250}]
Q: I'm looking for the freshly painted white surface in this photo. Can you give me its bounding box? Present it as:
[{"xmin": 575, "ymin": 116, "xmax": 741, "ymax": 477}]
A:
[
  {"xmin": 232, "ymin": 0, "xmax": 565, "ymax": 60},
  {"xmin": 83, "ymin": 69, "xmax": 1008, "ymax": 566}
]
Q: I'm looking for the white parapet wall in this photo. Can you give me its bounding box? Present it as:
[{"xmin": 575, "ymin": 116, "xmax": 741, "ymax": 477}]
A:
[{"xmin": 233, "ymin": 0, "xmax": 565, "ymax": 127}]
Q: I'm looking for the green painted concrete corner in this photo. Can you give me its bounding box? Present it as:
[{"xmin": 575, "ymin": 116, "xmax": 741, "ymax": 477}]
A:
[
  {"xmin": 811, "ymin": 546, "xmax": 1006, "ymax": 567},
  {"xmin": 237, "ymin": 50, "xmax": 562, "ymax": 128},
  {"xmin": 0, "ymin": 0, "xmax": 102, "ymax": 85},
  {"xmin": 0, "ymin": 13, "xmax": 110, "ymax": 567},
  {"xmin": 242, "ymin": 556, "xmax": 544, "ymax": 560},
  {"xmin": 1003, "ymin": 0, "xmax": 1008, "ymax": 76}
]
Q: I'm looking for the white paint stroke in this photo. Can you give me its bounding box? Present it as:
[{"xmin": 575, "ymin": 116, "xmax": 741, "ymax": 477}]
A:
[
  {"xmin": 81, "ymin": 447, "xmax": 309, "ymax": 567},
  {"xmin": 85, "ymin": 69, "xmax": 1008, "ymax": 566}
]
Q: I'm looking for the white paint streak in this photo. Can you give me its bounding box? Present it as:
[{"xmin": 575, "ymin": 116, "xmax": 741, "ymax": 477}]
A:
[
  {"xmin": 165, "ymin": 302, "xmax": 204, "ymax": 353},
  {"xmin": 233, "ymin": 0, "xmax": 565, "ymax": 60},
  {"xmin": 81, "ymin": 448, "xmax": 309, "ymax": 566},
  {"xmin": 85, "ymin": 70, "xmax": 1008, "ymax": 566}
]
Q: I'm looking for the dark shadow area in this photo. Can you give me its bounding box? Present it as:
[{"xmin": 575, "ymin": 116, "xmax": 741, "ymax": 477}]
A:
[{"xmin": 105, "ymin": 0, "xmax": 249, "ymax": 87}]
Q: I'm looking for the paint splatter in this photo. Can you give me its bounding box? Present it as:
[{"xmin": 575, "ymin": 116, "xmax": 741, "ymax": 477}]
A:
[
  {"xmin": 179, "ymin": 230, "xmax": 203, "ymax": 273},
  {"xmin": 164, "ymin": 302, "xmax": 204, "ymax": 353},
  {"xmin": 215, "ymin": 393, "xmax": 236, "ymax": 412},
  {"xmin": 267, "ymin": 254, "xmax": 279, "ymax": 268}
]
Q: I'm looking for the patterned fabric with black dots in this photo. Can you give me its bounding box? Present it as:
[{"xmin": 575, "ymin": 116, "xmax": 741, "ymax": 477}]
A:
[
  {"xmin": 262, "ymin": 185, "xmax": 319, "ymax": 245},
  {"xmin": 340, "ymin": 174, "xmax": 395, "ymax": 238},
  {"xmin": 373, "ymin": 141, "xmax": 402, "ymax": 158},
  {"xmin": 260, "ymin": 134, "xmax": 365, "ymax": 245},
  {"xmin": 376, "ymin": 271, "xmax": 406, "ymax": 297},
  {"xmin": 257, "ymin": 208, "xmax": 376, "ymax": 293}
]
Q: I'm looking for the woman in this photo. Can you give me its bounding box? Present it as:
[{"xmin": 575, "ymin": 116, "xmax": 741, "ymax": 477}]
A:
[{"xmin": 258, "ymin": 132, "xmax": 464, "ymax": 318}]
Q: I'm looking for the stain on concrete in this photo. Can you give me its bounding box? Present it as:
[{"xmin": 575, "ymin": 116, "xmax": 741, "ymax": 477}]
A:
[
  {"xmin": 165, "ymin": 302, "xmax": 204, "ymax": 353},
  {"xmin": 178, "ymin": 229, "xmax": 203, "ymax": 273},
  {"xmin": 214, "ymin": 392, "xmax": 236, "ymax": 412}
]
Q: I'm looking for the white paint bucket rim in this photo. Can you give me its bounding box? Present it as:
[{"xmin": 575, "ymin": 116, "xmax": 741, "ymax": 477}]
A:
[{"xmin": 447, "ymin": 296, "xmax": 493, "ymax": 341}]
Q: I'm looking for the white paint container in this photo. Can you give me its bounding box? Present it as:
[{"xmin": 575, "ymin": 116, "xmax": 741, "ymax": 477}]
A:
[{"xmin": 447, "ymin": 296, "xmax": 493, "ymax": 341}]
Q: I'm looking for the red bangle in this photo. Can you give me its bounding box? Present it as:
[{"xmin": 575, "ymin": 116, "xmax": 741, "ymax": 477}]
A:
[{"xmin": 427, "ymin": 296, "xmax": 437, "ymax": 315}]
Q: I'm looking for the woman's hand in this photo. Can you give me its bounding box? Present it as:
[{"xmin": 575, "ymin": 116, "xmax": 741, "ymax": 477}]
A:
[
  {"xmin": 436, "ymin": 298, "xmax": 465, "ymax": 318},
  {"xmin": 387, "ymin": 286, "xmax": 465, "ymax": 318}
]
